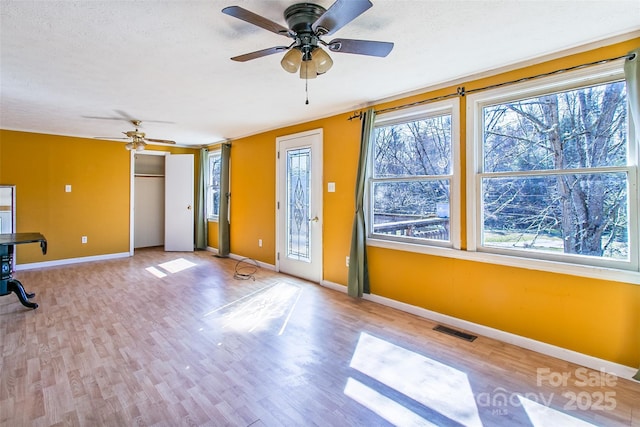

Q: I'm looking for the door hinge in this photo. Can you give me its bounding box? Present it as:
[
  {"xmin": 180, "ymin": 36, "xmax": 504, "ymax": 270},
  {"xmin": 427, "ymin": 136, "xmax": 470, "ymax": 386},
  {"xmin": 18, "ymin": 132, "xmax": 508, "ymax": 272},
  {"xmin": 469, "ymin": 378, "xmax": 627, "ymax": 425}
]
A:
[
  {"xmin": 277, "ymin": 252, "xmax": 280, "ymax": 260},
  {"xmin": 277, "ymin": 151, "xmax": 280, "ymax": 159},
  {"xmin": 277, "ymin": 201, "xmax": 280, "ymax": 209}
]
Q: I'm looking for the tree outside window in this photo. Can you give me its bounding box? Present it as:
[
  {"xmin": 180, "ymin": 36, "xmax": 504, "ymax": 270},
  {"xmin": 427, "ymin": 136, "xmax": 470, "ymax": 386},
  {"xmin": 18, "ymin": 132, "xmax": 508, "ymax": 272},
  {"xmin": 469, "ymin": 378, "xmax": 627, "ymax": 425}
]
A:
[
  {"xmin": 207, "ymin": 151, "xmax": 221, "ymax": 220},
  {"xmin": 478, "ymin": 76, "xmax": 634, "ymax": 265},
  {"xmin": 370, "ymin": 103, "xmax": 457, "ymax": 246}
]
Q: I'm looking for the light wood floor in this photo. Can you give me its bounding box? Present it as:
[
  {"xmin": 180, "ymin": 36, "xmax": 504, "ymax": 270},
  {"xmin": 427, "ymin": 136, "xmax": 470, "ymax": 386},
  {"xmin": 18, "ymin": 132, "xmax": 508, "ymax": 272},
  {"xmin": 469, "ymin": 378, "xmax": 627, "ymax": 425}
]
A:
[{"xmin": 1, "ymin": 247, "xmax": 638, "ymax": 426}]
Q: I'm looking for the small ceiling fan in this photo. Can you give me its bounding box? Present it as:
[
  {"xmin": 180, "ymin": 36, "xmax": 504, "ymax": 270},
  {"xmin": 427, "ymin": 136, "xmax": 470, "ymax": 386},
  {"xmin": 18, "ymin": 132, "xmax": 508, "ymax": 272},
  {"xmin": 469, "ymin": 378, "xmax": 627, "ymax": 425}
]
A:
[
  {"xmin": 95, "ymin": 120, "xmax": 176, "ymax": 151},
  {"xmin": 222, "ymin": 0, "xmax": 393, "ymax": 80}
]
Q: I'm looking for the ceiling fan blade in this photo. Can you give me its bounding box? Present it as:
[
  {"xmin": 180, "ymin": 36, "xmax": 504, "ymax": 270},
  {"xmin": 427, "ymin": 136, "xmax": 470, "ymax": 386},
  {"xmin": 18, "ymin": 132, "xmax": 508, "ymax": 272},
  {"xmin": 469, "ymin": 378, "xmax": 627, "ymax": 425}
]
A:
[
  {"xmin": 83, "ymin": 116, "xmax": 128, "ymax": 121},
  {"xmin": 94, "ymin": 136, "xmax": 129, "ymax": 140},
  {"xmin": 222, "ymin": 6, "xmax": 290, "ymax": 36},
  {"xmin": 145, "ymin": 138, "xmax": 176, "ymax": 144},
  {"xmin": 84, "ymin": 111, "xmax": 173, "ymax": 124},
  {"xmin": 114, "ymin": 111, "xmax": 174, "ymax": 124},
  {"xmin": 231, "ymin": 46, "xmax": 289, "ymax": 62},
  {"xmin": 328, "ymin": 38, "xmax": 394, "ymax": 57},
  {"xmin": 312, "ymin": 0, "xmax": 372, "ymax": 36}
]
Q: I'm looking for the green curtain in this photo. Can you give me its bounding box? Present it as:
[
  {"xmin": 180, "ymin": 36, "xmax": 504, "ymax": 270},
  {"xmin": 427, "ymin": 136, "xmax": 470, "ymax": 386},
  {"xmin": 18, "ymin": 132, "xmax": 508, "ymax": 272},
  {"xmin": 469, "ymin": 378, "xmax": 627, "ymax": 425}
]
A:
[
  {"xmin": 348, "ymin": 108, "xmax": 375, "ymax": 297},
  {"xmin": 218, "ymin": 143, "xmax": 231, "ymax": 257},
  {"xmin": 195, "ymin": 148, "xmax": 208, "ymax": 250},
  {"xmin": 625, "ymin": 49, "xmax": 640, "ymax": 382}
]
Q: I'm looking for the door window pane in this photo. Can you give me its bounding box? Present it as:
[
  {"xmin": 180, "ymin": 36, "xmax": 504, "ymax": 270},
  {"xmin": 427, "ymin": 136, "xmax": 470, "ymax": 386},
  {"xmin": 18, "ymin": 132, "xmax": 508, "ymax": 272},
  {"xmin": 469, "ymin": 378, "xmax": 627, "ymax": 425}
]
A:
[{"xmin": 287, "ymin": 148, "xmax": 311, "ymax": 261}]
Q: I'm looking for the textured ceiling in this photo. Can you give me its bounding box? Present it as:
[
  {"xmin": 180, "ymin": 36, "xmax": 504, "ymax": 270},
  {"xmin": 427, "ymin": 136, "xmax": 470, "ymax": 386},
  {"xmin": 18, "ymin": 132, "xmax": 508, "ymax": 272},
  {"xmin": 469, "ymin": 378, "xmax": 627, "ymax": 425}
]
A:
[{"xmin": 1, "ymin": 0, "xmax": 639, "ymax": 147}]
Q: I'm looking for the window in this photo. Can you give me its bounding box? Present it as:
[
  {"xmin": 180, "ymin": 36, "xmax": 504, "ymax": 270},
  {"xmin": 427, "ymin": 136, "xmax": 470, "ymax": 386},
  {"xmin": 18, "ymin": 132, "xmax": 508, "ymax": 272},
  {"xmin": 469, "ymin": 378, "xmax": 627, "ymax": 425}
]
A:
[
  {"xmin": 368, "ymin": 99, "xmax": 460, "ymax": 249},
  {"xmin": 206, "ymin": 150, "xmax": 222, "ymax": 220},
  {"xmin": 467, "ymin": 62, "xmax": 638, "ymax": 271}
]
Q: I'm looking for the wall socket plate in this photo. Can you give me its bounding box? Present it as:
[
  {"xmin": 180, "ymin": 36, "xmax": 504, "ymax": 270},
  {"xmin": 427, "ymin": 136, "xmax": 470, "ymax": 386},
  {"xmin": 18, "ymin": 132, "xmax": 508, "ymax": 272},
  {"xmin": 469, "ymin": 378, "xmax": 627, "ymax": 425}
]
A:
[{"xmin": 81, "ymin": 236, "xmax": 87, "ymax": 244}]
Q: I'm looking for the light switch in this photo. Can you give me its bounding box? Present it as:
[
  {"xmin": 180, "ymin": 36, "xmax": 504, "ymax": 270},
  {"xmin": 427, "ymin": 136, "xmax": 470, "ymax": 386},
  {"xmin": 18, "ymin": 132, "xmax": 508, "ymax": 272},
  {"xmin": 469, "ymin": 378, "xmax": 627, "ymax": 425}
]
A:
[
  {"xmin": 65, "ymin": 185, "xmax": 72, "ymax": 192},
  {"xmin": 327, "ymin": 182, "xmax": 336, "ymax": 193}
]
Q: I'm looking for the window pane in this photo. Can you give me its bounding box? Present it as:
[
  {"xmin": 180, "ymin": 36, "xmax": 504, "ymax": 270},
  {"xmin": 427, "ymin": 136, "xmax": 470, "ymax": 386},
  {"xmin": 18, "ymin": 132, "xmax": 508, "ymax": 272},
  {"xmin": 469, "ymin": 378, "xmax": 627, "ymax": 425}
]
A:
[
  {"xmin": 374, "ymin": 114, "xmax": 452, "ymax": 177},
  {"xmin": 373, "ymin": 180, "xmax": 450, "ymax": 241},
  {"xmin": 482, "ymin": 173, "xmax": 628, "ymax": 260},
  {"xmin": 483, "ymin": 81, "xmax": 627, "ymax": 172},
  {"xmin": 207, "ymin": 154, "xmax": 221, "ymax": 217}
]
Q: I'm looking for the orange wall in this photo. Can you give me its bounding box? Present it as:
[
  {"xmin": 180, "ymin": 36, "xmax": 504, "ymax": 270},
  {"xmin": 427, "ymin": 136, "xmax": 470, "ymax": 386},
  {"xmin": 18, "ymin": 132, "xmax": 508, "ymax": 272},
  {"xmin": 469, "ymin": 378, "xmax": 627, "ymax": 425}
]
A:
[
  {"xmin": 0, "ymin": 130, "xmax": 199, "ymax": 263},
  {"xmin": 216, "ymin": 38, "xmax": 640, "ymax": 368}
]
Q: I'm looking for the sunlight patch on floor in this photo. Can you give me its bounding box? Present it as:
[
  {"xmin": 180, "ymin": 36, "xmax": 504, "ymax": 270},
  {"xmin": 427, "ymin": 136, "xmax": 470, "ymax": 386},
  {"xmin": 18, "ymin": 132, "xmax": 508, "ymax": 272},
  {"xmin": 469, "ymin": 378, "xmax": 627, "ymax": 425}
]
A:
[
  {"xmin": 203, "ymin": 282, "xmax": 302, "ymax": 334},
  {"xmin": 518, "ymin": 395, "xmax": 598, "ymax": 427},
  {"xmin": 344, "ymin": 377, "xmax": 438, "ymax": 427},
  {"xmin": 145, "ymin": 266, "xmax": 167, "ymax": 278},
  {"xmin": 158, "ymin": 258, "xmax": 197, "ymax": 273},
  {"xmin": 348, "ymin": 332, "xmax": 482, "ymax": 427}
]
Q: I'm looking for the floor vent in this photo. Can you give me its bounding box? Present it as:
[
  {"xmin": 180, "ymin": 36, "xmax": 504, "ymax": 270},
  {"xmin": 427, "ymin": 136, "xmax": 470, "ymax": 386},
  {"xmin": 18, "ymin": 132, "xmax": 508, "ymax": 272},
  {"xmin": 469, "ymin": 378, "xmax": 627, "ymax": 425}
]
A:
[{"xmin": 433, "ymin": 325, "xmax": 477, "ymax": 342}]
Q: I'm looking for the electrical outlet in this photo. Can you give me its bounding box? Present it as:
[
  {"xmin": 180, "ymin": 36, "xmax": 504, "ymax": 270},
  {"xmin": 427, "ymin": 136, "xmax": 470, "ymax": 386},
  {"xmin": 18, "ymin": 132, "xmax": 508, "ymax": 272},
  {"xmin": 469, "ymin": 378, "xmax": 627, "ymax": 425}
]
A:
[
  {"xmin": 81, "ymin": 236, "xmax": 87, "ymax": 244},
  {"xmin": 258, "ymin": 239, "xmax": 263, "ymax": 247},
  {"xmin": 346, "ymin": 256, "xmax": 349, "ymax": 267}
]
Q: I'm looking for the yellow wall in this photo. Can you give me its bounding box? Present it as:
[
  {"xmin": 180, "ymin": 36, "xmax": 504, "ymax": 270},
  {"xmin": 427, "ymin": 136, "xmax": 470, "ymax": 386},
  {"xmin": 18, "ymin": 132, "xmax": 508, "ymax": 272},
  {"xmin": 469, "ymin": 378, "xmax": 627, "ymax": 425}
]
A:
[
  {"xmin": 217, "ymin": 38, "xmax": 640, "ymax": 368},
  {"xmin": 0, "ymin": 130, "xmax": 198, "ymax": 263}
]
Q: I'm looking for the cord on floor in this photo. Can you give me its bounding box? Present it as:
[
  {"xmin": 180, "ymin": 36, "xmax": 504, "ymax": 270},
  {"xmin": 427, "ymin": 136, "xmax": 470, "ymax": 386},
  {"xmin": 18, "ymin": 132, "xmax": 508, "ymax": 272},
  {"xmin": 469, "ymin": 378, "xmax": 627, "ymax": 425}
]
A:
[{"xmin": 234, "ymin": 257, "xmax": 260, "ymax": 280}]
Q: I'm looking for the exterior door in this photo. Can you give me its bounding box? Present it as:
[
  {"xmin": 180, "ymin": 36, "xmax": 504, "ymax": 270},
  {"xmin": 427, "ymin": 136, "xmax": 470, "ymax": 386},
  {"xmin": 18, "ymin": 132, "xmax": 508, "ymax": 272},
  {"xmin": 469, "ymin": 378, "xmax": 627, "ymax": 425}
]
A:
[
  {"xmin": 165, "ymin": 154, "xmax": 194, "ymax": 251},
  {"xmin": 276, "ymin": 129, "xmax": 323, "ymax": 282}
]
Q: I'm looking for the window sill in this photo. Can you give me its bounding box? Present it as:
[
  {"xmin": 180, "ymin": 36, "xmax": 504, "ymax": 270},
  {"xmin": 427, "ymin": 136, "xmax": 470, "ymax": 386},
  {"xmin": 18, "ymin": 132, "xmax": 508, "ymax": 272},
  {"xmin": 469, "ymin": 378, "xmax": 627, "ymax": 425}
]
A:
[{"xmin": 367, "ymin": 238, "xmax": 640, "ymax": 285}]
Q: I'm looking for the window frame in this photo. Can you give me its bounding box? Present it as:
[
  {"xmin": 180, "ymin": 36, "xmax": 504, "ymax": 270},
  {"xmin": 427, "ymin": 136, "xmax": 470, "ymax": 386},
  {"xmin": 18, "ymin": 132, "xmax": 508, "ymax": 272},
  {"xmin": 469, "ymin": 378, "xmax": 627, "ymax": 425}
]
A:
[
  {"xmin": 366, "ymin": 98, "xmax": 461, "ymax": 251},
  {"xmin": 466, "ymin": 61, "xmax": 639, "ymax": 273},
  {"xmin": 206, "ymin": 148, "xmax": 222, "ymax": 221}
]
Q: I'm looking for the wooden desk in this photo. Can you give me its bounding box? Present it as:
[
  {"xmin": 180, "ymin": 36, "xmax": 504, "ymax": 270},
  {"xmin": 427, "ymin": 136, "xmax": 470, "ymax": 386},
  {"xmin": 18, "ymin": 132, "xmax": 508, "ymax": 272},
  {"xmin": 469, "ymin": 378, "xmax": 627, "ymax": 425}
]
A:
[{"xmin": 0, "ymin": 232, "xmax": 47, "ymax": 309}]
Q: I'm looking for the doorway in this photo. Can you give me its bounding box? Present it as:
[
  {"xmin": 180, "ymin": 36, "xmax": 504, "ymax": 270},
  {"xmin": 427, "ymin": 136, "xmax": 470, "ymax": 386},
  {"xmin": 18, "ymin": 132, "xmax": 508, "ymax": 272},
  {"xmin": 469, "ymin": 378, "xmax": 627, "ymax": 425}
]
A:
[
  {"xmin": 130, "ymin": 152, "xmax": 195, "ymax": 254},
  {"xmin": 276, "ymin": 129, "xmax": 323, "ymax": 283},
  {"xmin": 132, "ymin": 152, "xmax": 166, "ymax": 250}
]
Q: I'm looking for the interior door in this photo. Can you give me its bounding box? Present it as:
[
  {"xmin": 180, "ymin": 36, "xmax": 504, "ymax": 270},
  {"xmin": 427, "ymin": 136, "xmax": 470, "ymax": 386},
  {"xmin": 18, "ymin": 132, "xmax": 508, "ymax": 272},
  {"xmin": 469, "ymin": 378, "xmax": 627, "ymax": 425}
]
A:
[
  {"xmin": 165, "ymin": 154, "xmax": 194, "ymax": 251},
  {"xmin": 277, "ymin": 129, "xmax": 323, "ymax": 282}
]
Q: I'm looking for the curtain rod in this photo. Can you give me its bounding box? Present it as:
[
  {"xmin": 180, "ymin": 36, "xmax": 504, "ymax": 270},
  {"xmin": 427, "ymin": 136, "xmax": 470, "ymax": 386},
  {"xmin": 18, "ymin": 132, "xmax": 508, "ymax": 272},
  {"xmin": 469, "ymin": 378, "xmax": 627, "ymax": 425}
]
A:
[{"xmin": 347, "ymin": 52, "xmax": 635, "ymax": 121}]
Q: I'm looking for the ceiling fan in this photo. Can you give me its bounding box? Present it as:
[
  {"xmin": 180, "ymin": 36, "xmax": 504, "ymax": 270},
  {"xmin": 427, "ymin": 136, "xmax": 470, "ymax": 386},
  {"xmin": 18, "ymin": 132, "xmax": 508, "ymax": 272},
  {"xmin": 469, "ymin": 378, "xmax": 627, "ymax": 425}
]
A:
[
  {"xmin": 222, "ymin": 0, "xmax": 394, "ymax": 80},
  {"xmin": 95, "ymin": 120, "xmax": 176, "ymax": 151}
]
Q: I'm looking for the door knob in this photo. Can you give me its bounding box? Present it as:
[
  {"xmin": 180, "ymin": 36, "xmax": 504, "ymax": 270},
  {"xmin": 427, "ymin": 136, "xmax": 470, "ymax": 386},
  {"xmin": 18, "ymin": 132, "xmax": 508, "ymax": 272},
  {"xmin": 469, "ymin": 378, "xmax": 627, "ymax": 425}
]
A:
[
  {"xmin": 309, "ymin": 216, "xmax": 319, "ymax": 222},
  {"xmin": 187, "ymin": 205, "xmax": 192, "ymax": 210}
]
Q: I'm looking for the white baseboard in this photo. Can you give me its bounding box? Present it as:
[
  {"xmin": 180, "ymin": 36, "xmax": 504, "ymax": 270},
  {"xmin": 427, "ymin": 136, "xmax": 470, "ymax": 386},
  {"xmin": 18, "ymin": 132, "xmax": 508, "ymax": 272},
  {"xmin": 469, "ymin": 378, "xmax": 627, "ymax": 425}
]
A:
[
  {"xmin": 205, "ymin": 247, "xmax": 276, "ymax": 271},
  {"xmin": 15, "ymin": 252, "xmax": 130, "ymax": 271},
  {"xmin": 319, "ymin": 280, "xmax": 638, "ymax": 381},
  {"xmin": 319, "ymin": 280, "xmax": 347, "ymax": 293},
  {"xmin": 228, "ymin": 253, "xmax": 276, "ymax": 271}
]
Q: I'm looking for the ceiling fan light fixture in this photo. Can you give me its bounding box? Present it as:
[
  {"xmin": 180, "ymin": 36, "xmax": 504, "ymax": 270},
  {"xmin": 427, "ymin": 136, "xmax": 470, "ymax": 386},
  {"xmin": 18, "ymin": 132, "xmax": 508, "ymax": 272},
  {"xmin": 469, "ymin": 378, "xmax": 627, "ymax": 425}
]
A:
[
  {"xmin": 312, "ymin": 47, "xmax": 333, "ymax": 74},
  {"xmin": 281, "ymin": 48, "xmax": 303, "ymax": 73},
  {"xmin": 135, "ymin": 141, "xmax": 146, "ymax": 151},
  {"xmin": 299, "ymin": 58, "xmax": 317, "ymax": 79},
  {"xmin": 125, "ymin": 142, "xmax": 135, "ymax": 151}
]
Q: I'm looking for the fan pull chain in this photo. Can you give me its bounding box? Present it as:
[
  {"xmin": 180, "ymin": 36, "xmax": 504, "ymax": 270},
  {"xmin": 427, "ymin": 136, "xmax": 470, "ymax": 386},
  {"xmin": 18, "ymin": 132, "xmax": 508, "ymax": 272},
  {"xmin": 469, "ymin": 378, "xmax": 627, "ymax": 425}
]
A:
[{"xmin": 305, "ymin": 77, "xmax": 309, "ymax": 105}]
